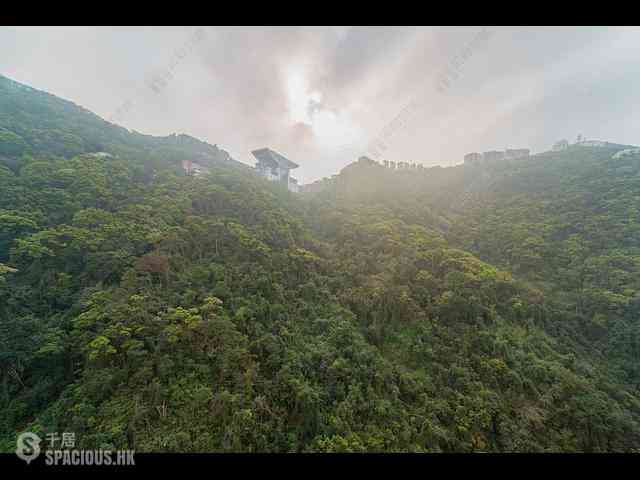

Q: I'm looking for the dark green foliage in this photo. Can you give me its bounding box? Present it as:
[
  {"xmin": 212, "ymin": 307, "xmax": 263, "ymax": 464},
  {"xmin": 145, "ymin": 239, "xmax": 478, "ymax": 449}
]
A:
[{"xmin": 1, "ymin": 75, "xmax": 640, "ymax": 452}]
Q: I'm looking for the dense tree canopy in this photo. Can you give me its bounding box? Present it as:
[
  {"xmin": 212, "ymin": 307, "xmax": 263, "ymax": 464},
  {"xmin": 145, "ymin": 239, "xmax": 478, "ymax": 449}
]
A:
[{"xmin": 1, "ymin": 75, "xmax": 639, "ymax": 452}]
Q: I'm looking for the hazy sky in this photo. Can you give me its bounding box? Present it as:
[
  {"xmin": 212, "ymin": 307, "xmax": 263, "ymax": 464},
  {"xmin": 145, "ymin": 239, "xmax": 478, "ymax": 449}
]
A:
[{"xmin": 2, "ymin": 26, "xmax": 639, "ymax": 183}]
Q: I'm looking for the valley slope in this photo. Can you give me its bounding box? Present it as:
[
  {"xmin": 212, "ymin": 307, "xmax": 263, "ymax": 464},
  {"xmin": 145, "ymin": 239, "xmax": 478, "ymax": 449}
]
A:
[{"xmin": 1, "ymin": 76, "xmax": 639, "ymax": 452}]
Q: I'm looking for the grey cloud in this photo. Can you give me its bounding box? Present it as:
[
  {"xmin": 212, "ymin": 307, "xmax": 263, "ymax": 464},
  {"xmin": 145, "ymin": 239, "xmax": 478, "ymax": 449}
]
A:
[{"xmin": 1, "ymin": 26, "xmax": 638, "ymax": 183}]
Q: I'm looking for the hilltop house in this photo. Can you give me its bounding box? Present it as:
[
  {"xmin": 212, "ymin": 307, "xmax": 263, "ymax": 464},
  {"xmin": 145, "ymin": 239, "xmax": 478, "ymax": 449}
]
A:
[
  {"xmin": 552, "ymin": 138, "xmax": 631, "ymax": 152},
  {"xmin": 464, "ymin": 148, "xmax": 530, "ymax": 165},
  {"xmin": 576, "ymin": 139, "xmax": 629, "ymax": 149},
  {"xmin": 553, "ymin": 140, "xmax": 569, "ymax": 151},
  {"xmin": 483, "ymin": 150, "xmax": 506, "ymax": 162},
  {"xmin": 182, "ymin": 159, "xmax": 209, "ymax": 176},
  {"xmin": 505, "ymin": 148, "xmax": 530, "ymax": 160},
  {"xmin": 380, "ymin": 158, "xmax": 423, "ymax": 169},
  {"xmin": 252, "ymin": 148, "xmax": 300, "ymax": 193}
]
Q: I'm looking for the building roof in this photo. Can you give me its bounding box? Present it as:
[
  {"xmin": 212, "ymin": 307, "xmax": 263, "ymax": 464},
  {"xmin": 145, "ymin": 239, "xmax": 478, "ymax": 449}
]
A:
[{"xmin": 251, "ymin": 148, "xmax": 299, "ymax": 170}]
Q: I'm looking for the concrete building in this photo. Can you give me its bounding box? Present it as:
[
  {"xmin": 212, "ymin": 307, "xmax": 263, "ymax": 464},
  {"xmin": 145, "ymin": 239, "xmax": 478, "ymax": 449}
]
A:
[
  {"xmin": 182, "ymin": 159, "xmax": 210, "ymax": 176},
  {"xmin": 505, "ymin": 149, "xmax": 530, "ymax": 160},
  {"xmin": 483, "ymin": 150, "xmax": 506, "ymax": 162},
  {"xmin": 553, "ymin": 140, "xmax": 569, "ymax": 151},
  {"xmin": 288, "ymin": 177, "xmax": 299, "ymax": 193},
  {"xmin": 576, "ymin": 140, "xmax": 625, "ymax": 148},
  {"xmin": 465, "ymin": 148, "xmax": 530, "ymax": 165},
  {"xmin": 252, "ymin": 147, "xmax": 300, "ymax": 193}
]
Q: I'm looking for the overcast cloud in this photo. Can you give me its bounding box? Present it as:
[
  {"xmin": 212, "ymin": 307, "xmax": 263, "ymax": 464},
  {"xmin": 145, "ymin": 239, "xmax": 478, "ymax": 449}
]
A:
[{"xmin": 2, "ymin": 26, "xmax": 639, "ymax": 183}]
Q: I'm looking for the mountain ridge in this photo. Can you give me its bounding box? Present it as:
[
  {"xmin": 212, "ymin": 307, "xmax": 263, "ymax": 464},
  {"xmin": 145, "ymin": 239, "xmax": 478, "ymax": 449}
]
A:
[
  {"xmin": 1, "ymin": 75, "xmax": 639, "ymax": 452},
  {"xmin": 0, "ymin": 74, "xmax": 246, "ymax": 175}
]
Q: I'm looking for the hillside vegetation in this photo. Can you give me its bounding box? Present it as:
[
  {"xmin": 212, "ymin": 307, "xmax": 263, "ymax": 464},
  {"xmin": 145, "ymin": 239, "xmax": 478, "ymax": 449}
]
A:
[{"xmin": 1, "ymin": 75, "xmax": 639, "ymax": 452}]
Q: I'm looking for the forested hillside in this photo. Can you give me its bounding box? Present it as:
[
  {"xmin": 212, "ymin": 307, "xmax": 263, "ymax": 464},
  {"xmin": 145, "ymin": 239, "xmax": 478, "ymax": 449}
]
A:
[
  {"xmin": 0, "ymin": 75, "xmax": 241, "ymax": 175},
  {"xmin": 1, "ymin": 76, "xmax": 639, "ymax": 452}
]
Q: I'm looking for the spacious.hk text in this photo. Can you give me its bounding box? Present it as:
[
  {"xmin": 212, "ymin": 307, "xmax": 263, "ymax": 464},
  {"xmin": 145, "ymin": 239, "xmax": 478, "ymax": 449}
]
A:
[{"xmin": 45, "ymin": 449, "xmax": 135, "ymax": 466}]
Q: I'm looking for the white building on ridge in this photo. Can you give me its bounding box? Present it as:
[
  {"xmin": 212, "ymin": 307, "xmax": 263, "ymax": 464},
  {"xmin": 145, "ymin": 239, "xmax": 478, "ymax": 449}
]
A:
[{"xmin": 252, "ymin": 148, "xmax": 300, "ymax": 193}]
